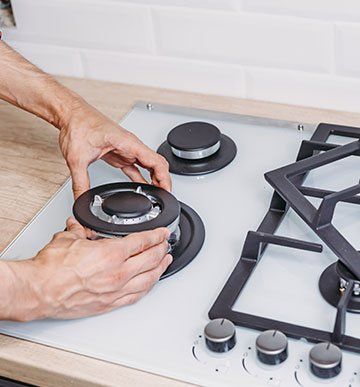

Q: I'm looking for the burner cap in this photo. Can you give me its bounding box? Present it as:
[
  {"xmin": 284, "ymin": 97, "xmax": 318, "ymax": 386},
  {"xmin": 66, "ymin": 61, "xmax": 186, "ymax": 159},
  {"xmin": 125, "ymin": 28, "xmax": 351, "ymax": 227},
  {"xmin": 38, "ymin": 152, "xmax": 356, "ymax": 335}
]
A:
[
  {"xmin": 102, "ymin": 191, "xmax": 152, "ymax": 218},
  {"xmin": 157, "ymin": 121, "xmax": 237, "ymax": 176},
  {"xmin": 167, "ymin": 122, "xmax": 221, "ymax": 159}
]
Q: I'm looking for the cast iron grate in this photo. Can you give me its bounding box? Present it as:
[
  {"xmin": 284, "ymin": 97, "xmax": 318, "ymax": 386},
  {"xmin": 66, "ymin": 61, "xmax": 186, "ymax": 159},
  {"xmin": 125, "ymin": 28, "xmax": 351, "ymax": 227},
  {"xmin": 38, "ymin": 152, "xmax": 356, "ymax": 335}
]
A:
[{"xmin": 209, "ymin": 123, "xmax": 360, "ymax": 354}]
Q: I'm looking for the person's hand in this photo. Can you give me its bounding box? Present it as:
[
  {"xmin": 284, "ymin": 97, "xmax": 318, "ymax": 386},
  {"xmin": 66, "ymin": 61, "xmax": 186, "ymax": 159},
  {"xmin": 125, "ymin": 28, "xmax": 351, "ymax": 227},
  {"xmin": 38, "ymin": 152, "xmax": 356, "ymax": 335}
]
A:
[
  {"xmin": 59, "ymin": 102, "xmax": 171, "ymax": 199},
  {"xmin": 3, "ymin": 218, "xmax": 172, "ymax": 321},
  {"xmin": 0, "ymin": 42, "xmax": 171, "ymax": 197}
]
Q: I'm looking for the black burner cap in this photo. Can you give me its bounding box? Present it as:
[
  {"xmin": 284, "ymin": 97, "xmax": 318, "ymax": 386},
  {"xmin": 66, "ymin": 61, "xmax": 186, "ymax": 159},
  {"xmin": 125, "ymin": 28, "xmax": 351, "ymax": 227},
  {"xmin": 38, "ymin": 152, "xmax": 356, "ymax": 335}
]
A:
[
  {"xmin": 167, "ymin": 122, "xmax": 221, "ymax": 151},
  {"xmin": 102, "ymin": 191, "xmax": 152, "ymax": 218}
]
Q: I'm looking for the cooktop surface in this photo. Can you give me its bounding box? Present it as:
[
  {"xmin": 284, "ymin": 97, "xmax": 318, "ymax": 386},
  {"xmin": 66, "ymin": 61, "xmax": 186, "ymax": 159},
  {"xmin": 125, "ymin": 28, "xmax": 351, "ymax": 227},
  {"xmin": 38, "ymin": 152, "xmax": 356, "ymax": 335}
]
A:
[{"xmin": 1, "ymin": 103, "xmax": 359, "ymax": 386}]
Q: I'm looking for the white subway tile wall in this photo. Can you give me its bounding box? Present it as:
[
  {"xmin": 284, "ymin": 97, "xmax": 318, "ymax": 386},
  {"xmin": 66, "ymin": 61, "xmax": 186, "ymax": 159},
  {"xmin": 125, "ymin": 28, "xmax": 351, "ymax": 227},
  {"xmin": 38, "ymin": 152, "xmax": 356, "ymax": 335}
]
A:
[{"xmin": 3, "ymin": 0, "xmax": 360, "ymax": 112}]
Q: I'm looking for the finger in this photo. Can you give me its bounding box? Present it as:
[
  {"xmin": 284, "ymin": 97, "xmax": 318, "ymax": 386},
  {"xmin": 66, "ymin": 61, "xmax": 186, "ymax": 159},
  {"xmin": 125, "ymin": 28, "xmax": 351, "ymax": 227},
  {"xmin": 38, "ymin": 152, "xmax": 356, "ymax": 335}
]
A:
[
  {"xmin": 69, "ymin": 164, "xmax": 90, "ymax": 200},
  {"xmin": 65, "ymin": 217, "xmax": 88, "ymax": 239},
  {"xmin": 101, "ymin": 152, "xmax": 131, "ymax": 168},
  {"xmin": 85, "ymin": 227, "xmax": 99, "ymax": 240},
  {"xmin": 121, "ymin": 165, "xmax": 148, "ymax": 184},
  {"xmin": 120, "ymin": 254, "xmax": 173, "ymax": 294},
  {"xmin": 135, "ymin": 147, "xmax": 172, "ymax": 192},
  {"xmin": 106, "ymin": 251, "xmax": 170, "ymax": 311},
  {"xmin": 121, "ymin": 240, "xmax": 170, "ymax": 280},
  {"xmin": 103, "ymin": 228, "xmax": 170, "ymax": 258}
]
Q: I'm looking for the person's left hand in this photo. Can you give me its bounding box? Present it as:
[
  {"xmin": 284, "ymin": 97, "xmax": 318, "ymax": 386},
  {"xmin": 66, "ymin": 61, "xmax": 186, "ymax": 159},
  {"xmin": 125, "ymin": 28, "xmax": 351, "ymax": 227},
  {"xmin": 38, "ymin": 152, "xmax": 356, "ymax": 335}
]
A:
[{"xmin": 59, "ymin": 102, "xmax": 171, "ymax": 199}]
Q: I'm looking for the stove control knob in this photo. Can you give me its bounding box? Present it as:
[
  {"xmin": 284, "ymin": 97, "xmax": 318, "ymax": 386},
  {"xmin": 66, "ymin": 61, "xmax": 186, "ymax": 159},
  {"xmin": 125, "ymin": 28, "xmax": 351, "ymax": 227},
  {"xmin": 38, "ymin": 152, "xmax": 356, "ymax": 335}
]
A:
[
  {"xmin": 204, "ymin": 318, "xmax": 236, "ymax": 353},
  {"xmin": 309, "ymin": 342, "xmax": 342, "ymax": 379},
  {"xmin": 256, "ymin": 330, "xmax": 288, "ymax": 365}
]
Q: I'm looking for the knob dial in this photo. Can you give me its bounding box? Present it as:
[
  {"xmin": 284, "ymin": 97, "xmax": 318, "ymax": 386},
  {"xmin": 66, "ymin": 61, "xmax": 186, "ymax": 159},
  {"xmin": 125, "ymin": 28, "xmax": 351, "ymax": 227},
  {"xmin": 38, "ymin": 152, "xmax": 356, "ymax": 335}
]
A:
[
  {"xmin": 204, "ymin": 318, "xmax": 236, "ymax": 353},
  {"xmin": 309, "ymin": 342, "xmax": 342, "ymax": 379},
  {"xmin": 255, "ymin": 330, "xmax": 288, "ymax": 365}
]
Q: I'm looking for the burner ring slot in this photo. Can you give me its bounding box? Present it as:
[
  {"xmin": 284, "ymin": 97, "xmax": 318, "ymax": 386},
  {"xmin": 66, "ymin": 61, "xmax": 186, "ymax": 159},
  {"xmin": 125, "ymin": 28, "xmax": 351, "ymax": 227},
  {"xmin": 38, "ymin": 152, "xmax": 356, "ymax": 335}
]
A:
[{"xmin": 90, "ymin": 187, "xmax": 164, "ymax": 226}]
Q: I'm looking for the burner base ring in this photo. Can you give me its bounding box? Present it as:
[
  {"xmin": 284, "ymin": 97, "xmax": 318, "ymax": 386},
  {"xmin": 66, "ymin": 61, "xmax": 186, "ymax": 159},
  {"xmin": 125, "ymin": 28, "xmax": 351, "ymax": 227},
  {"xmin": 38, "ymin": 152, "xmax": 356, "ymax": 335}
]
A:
[
  {"xmin": 319, "ymin": 262, "xmax": 360, "ymax": 313},
  {"xmin": 161, "ymin": 202, "xmax": 205, "ymax": 279},
  {"xmin": 157, "ymin": 134, "xmax": 237, "ymax": 176}
]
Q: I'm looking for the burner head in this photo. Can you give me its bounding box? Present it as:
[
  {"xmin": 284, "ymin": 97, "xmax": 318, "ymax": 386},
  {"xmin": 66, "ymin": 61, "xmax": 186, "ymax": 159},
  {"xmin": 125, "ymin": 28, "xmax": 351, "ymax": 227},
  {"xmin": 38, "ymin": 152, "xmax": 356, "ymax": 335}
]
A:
[
  {"xmin": 167, "ymin": 122, "xmax": 221, "ymax": 160},
  {"xmin": 73, "ymin": 183, "xmax": 180, "ymax": 236},
  {"xmin": 102, "ymin": 191, "xmax": 152, "ymax": 218},
  {"xmin": 319, "ymin": 261, "xmax": 360, "ymax": 313},
  {"xmin": 157, "ymin": 121, "xmax": 237, "ymax": 176},
  {"xmin": 72, "ymin": 182, "xmax": 205, "ymax": 279}
]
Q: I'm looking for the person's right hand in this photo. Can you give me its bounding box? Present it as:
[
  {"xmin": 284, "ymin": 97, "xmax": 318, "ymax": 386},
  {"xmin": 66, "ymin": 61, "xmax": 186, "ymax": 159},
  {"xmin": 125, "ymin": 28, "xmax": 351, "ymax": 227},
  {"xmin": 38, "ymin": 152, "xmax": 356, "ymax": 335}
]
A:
[{"xmin": 5, "ymin": 217, "xmax": 172, "ymax": 321}]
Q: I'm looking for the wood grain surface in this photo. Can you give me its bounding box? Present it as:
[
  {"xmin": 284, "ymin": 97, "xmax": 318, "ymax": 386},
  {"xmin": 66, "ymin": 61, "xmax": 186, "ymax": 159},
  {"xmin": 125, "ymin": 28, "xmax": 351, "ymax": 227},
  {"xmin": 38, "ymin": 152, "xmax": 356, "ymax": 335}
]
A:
[{"xmin": 1, "ymin": 76, "xmax": 360, "ymax": 386}]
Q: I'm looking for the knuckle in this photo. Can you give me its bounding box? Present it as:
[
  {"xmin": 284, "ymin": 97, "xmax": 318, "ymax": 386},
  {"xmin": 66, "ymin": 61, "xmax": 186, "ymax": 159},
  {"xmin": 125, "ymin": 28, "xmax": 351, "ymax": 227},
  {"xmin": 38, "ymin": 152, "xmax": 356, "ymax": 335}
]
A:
[
  {"xmin": 145, "ymin": 273, "xmax": 158, "ymax": 289},
  {"xmin": 112, "ymin": 270, "xmax": 125, "ymax": 285},
  {"xmin": 137, "ymin": 238, "xmax": 145, "ymax": 253},
  {"xmin": 99, "ymin": 295, "xmax": 112, "ymax": 308},
  {"xmin": 154, "ymin": 242, "xmax": 168, "ymax": 261},
  {"xmin": 161, "ymin": 157, "xmax": 169, "ymax": 169},
  {"xmin": 155, "ymin": 228, "xmax": 167, "ymax": 241},
  {"xmin": 161, "ymin": 239, "xmax": 169, "ymax": 251},
  {"xmin": 157, "ymin": 155, "xmax": 169, "ymax": 170},
  {"xmin": 67, "ymin": 152, "xmax": 80, "ymax": 167},
  {"xmin": 128, "ymin": 293, "xmax": 140, "ymax": 305},
  {"xmin": 100, "ymin": 238, "xmax": 125, "ymax": 255},
  {"xmin": 71, "ymin": 238, "xmax": 86, "ymax": 249},
  {"xmin": 52, "ymin": 232, "xmax": 63, "ymax": 240}
]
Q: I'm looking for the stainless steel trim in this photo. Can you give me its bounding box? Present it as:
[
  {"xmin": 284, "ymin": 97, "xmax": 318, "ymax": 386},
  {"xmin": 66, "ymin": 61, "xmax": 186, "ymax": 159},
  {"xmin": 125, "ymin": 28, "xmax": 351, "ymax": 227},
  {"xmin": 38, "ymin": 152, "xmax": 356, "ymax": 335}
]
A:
[
  {"xmin": 137, "ymin": 102, "xmax": 317, "ymax": 132},
  {"xmin": 171, "ymin": 141, "xmax": 220, "ymax": 160}
]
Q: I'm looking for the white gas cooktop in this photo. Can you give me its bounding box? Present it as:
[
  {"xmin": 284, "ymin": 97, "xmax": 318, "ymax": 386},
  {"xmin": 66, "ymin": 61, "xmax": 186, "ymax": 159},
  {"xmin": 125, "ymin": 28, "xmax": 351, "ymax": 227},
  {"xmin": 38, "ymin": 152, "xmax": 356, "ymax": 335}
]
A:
[{"xmin": 0, "ymin": 103, "xmax": 359, "ymax": 387}]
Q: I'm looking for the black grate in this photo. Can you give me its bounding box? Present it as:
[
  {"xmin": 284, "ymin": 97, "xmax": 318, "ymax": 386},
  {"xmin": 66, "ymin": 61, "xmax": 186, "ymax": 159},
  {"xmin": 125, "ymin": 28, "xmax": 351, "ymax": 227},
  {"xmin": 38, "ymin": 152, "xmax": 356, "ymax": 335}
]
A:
[{"xmin": 209, "ymin": 123, "xmax": 360, "ymax": 354}]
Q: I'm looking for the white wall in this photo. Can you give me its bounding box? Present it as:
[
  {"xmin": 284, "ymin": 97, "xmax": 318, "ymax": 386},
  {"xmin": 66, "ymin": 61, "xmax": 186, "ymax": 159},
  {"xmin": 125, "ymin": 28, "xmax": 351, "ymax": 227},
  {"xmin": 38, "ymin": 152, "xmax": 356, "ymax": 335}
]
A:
[{"xmin": 3, "ymin": 0, "xmax": 360, "ymax": 113}]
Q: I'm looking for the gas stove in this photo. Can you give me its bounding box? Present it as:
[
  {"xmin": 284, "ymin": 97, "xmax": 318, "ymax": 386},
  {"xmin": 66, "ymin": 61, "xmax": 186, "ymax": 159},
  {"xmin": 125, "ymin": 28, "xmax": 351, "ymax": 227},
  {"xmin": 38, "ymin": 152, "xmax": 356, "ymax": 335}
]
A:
[{"xmin": 1, "ymin": 103, "xmax": 359, "ymax": 386}]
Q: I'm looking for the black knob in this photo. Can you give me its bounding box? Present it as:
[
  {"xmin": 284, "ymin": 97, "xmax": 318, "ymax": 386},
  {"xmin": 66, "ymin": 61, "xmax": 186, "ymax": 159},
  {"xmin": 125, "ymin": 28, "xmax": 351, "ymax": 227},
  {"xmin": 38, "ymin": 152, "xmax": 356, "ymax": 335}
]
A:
[
  {"xmin": 255, "ymin": 330, "xmax": 288, "ymax": 365},
  {"xmin": 309, "ymin": 342, "xmax": 342, "ymax": 379},
  {"xmin": 204, "ymin": 318, "xmax": 236, "ymax": 353}
]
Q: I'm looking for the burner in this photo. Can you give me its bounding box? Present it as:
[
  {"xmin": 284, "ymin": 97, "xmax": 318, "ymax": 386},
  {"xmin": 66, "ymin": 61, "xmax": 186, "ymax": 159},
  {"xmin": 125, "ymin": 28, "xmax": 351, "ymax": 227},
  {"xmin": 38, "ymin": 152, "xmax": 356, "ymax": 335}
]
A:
[
  {"xmin": 157, "ymin": 121, "xmax": 237, "ymax": 175},
  {"xmin": 73, "ymin": 182, "xmax": 205, "ymax": 279},
  {"xmin": 319, "ymin": 261, "xmax": 360, "ymax": 313}
]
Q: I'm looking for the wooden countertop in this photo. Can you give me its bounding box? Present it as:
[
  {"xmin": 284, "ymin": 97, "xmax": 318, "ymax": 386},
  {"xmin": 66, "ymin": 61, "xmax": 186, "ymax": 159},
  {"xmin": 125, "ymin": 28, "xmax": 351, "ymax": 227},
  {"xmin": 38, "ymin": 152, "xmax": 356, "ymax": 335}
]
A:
[{"xmin": 1, "ymin": 77, "xmax": 360, "ymax": 386}]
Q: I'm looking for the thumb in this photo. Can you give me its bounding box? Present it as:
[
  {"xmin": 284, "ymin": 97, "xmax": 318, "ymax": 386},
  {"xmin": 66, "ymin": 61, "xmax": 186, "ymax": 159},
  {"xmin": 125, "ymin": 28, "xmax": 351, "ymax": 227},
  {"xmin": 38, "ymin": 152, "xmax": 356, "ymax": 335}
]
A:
[
  {"xmin": 70, "ymin": 164, "xmax": 90, "ymax": 200},
  {"xmin": 66, "ymin": 217, "xmax": 87, "ymax": 239}
]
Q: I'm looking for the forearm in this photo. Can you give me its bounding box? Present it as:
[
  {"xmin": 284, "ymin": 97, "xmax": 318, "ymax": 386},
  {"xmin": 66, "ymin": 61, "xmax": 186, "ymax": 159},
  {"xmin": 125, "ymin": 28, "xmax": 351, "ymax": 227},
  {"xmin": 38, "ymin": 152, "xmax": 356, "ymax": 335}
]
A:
[{"xmin": 0, "ymin": 41, "xmax": 82, "ymax": 129}]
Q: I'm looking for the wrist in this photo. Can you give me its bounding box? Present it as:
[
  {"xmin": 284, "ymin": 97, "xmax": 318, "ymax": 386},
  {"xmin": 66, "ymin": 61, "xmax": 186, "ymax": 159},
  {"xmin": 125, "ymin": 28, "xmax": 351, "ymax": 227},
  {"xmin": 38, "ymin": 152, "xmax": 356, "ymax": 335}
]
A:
[
  {"xmin": 44, "ymin": 82, "xmax": 86, "ymax": 131},
  {"xmin": 58, "ymin": 97, "xmax": 109, "ymax": 132},
  {"xmin": 0, "ymin": 260, "xmax": 47, "ymax": 321}
]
